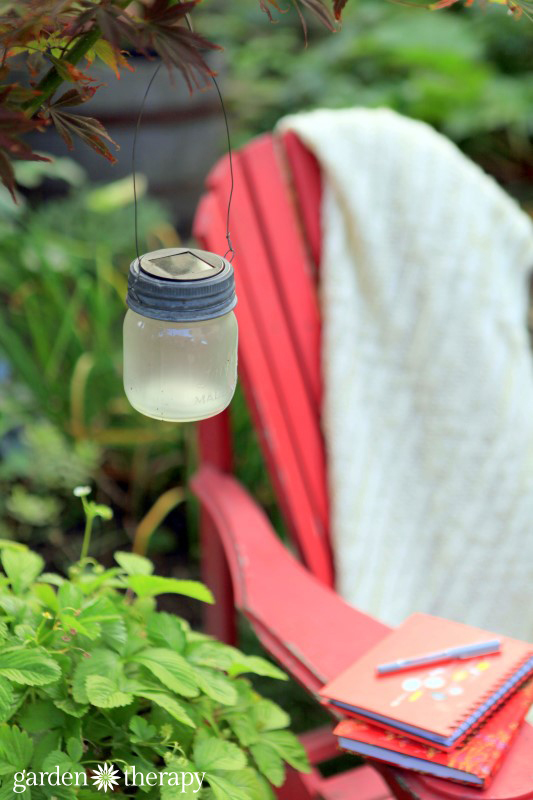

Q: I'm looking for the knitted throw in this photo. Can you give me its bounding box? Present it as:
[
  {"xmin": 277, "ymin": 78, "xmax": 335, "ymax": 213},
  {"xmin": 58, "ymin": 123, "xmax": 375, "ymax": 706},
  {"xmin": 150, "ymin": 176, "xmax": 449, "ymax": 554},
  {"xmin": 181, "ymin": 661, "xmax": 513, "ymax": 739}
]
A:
[{"xmin": 279, "ymin": 108, "xmax": 533, "ymax": 639}]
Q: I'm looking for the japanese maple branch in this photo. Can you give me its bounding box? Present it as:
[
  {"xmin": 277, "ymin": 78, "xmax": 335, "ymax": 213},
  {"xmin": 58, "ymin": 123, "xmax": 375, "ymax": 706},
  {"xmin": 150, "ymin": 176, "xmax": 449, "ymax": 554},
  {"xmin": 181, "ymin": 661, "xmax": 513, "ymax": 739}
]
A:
[{"xmin": 24, "ymin": 26, "xmax": 102, "ymax": 117}]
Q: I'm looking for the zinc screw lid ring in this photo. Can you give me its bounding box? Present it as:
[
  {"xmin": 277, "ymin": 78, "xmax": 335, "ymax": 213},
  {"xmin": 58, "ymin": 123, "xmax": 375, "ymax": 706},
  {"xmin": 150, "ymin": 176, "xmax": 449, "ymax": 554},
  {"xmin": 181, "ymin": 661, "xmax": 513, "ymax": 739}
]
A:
[{"xmin": 126, "ymin": 247, "xmax": 237, "ymax": 322}]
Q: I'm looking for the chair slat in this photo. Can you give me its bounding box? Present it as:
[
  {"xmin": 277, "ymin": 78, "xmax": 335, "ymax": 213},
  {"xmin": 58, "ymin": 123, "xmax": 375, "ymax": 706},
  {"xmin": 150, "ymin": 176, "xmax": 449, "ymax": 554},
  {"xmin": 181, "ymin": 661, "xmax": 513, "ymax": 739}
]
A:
[
  {"xmin": 203, "ymin": 145, "xmax": 330, "ymax": 549},
  {"xmin": 193, "ymin": 190, "xmax": 334, "ymax": 585},
  {"xmin": 281, "ymin": 131, "xmax": 322, "ymax": 273},
  {"xmin": 239, "ymin": 135, "xmax": 322, "ymax": 410}
]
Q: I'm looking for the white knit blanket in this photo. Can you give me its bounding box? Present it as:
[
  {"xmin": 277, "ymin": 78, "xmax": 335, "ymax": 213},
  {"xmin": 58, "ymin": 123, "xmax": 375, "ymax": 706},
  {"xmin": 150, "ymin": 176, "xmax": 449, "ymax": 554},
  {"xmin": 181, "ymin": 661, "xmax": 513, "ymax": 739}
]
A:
[{"xmin": 279, "ymin": 108, "xmax": 533, "ymax": 639}]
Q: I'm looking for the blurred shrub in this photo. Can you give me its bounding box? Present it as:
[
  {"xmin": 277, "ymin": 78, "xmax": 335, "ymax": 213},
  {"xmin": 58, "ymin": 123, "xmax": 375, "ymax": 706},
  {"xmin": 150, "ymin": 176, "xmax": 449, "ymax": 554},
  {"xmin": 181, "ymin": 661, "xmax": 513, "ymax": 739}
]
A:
[
  {"xmin": 0, "ymin": 165, "xmax": 190, "ymax": 568},
  {"xmin": 200, "ymin": 0, "xmax": 533, "ymax": 194}
]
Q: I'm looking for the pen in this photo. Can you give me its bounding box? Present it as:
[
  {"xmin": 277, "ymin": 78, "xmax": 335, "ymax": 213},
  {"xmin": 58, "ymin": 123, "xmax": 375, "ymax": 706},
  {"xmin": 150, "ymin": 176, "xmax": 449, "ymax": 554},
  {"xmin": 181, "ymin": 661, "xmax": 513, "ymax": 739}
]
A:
[{"xmin": 376, "ymin": 639, "xmax": 502, "ymax": 675}]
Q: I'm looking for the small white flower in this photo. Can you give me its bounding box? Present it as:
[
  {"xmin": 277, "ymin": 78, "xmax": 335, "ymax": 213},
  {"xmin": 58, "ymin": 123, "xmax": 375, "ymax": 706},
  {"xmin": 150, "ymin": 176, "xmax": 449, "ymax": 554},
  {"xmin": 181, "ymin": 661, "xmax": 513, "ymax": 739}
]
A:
[
  {"xmin": 91, "ymin": 763, "xmax": 121, "ymax": 792},
  {"xmin": 73, "ymin": 486, "xmax": 92, "ymax": 498}
]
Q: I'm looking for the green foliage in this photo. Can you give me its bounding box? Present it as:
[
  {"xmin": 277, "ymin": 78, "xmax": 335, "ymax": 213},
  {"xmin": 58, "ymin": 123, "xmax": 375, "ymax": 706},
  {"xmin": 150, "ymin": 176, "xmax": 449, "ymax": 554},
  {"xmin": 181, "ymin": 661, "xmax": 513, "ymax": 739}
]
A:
[
  {"xmin": 0, "ymin": 535, "xmax": 308, "ymax": 798},
  {"xmin": 0, "ymin": 171, "xmax": 188, "ymax": 563},
  {"xmin": 0, "ymin": 174, "xmax": 166, "ymax": 431},
  {"xmin": 0, "ymin": 0, "xmax": 338, "ymax": 199},
  {"xmin": 200, "ymin": 0, "xmax": 533, "ymax": 192}
]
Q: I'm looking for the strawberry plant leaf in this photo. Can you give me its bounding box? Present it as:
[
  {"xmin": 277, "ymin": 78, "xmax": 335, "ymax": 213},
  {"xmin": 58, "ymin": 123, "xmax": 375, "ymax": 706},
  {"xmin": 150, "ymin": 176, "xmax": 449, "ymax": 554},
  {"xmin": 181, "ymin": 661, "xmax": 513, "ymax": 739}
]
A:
[
  {"xmin": 85, "ymin": 675, "xmax": 134, "ymax": 708},
  {"xmin": 125, "ymin": 575, "xmax": 214, "ymax": 603},
  {"xmin": 1, "ymin": 550, "xmax": 44, "ymax": 593},
  {"xmin": 0, "ymin": 648, "xmax": 60, "ymax": 687},
  {"xmin": 115, "ymin": 551, "xmax": 153, "ymax": 576},
  {"xmin": 193, "ymin": 737, "xmax": 247, "ymax": 772},
  {"xmin": 133, "ymin": 648, "xmax": 199, "ymax": 697}
]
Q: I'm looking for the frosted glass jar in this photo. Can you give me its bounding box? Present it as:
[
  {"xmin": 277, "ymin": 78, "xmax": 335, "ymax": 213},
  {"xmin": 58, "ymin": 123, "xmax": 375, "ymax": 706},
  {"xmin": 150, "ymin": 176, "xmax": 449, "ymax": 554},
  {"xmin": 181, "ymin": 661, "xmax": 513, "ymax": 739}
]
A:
[{"xmin": 123, "ymin": 248, "xmax": 237, "ymax": 422}]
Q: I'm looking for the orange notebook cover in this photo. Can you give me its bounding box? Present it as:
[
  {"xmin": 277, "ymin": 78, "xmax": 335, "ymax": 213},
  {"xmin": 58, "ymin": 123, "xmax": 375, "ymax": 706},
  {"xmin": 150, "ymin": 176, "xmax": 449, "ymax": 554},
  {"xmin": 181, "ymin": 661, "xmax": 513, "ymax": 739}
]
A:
[
  {"xmin": 320, "ymin": 613, "xmax": 533, "ymax": 750},
  {"xmin": 334, "ymin": 678, "xmax": 533, "ymax": 789}
]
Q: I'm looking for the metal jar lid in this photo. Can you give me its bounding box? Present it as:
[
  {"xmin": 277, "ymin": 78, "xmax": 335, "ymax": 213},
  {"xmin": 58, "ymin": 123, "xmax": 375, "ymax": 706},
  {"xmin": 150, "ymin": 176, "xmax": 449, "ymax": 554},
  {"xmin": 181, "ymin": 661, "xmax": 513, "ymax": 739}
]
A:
[{"xmin": 126, "ymin": 247, "xmax": 237, "ymax": 322}]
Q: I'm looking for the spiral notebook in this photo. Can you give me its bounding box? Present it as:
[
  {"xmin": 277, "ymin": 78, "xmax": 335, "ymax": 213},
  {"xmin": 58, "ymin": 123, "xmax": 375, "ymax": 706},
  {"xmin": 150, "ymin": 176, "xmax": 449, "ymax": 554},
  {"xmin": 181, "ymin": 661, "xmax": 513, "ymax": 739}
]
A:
[
  {"xmin": 334, "ymin": 677, "xmax": 533, "ymax": 789},
  {"xmin": 320, "ymin": 613, "xmax": 533, "ymax": 750}
]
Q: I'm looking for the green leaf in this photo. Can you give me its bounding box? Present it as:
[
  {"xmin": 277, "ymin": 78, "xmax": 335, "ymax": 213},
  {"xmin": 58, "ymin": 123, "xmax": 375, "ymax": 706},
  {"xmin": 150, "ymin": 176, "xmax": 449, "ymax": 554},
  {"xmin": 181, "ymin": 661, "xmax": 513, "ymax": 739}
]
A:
[
  {"xmin": 58, "ymin": 582, "xmax": 83, "ymax": 612},
  {"xmin": 72, "ymin": 648, "xmax": 121, "ymax": 704},
  {"xmin": 186, "ymin": 641, "xmax": 235, "ymax": 671},
  {"xmin": 121, "ymin": 750, "xmax": 161, "ymax": 794},
  {"xmin": 0, "ymin": 648, "xmax": 60, "ymax": 686},
  {"xmin": 259, "ymin": 731, "xmax": 310, "ymax": 772},
  {"xmin": 31, "ymin": 730, "xmax": 61, "ymax": 771},
  {"xmin": 76, "ymin": 568, "xmax": 122, "ymax": 595},
  {"xmin": 91, "ymin": 39, "xmax": 130, "ymax": 79},
  {"xmin": 55, "ymin": 699, "xmax": 88, "ymax": 718},
  {"xmin": 0, "ymin": 595, "xmax": 24, "ymax": 616},
  {"xmin": 193, "ymin": 737, "xmax": 247, "ymax": 772},
  {"xmin": 115, "ymin": 551, "xmax": 153, "ymax": 576},
  {"xmin": 251, "ymin": 700, "xmax": 290, "ymax": 732},
  {"xmin": 32, "ymin": 583, "xmax": 59, "ymax": 612},
  {"xmin": 160, "ymin": 756, "xmax": 203, "ymax": 799},
  {"xmin": 126, "ymin": 575, "xmax": 214, "ymax": 604},
  {"xmin": 41, "ymin": 749, "xmax": 85, "ymax": 798},
  {"xmin": 129, "ymin": 715, "xmax": 156, "ymax": 742},
  {"xmin": 212, "ymin": 769, "xmax": 271, "ymax": 800},
  {"xmin": 17, "ymin": 700, "xmax": 65, "ymax": 732},
  {"xmin": 128, "ymin": 686, "xmax": 195, "ymax": 728},
  {"xmin": 85, "ymin": 675, "xmax": 133, "ymax": 708},
  {"xmin": 0, "ymin": 681, "xmax": 13, "ymax": 724},
  {"xmin": 228, "ymin": 656, "xmax": 287, "ymax": 681},
  {"xmin": 0, "ymin": 724, "xmax": 33, "ymax": 770},
  {"xmin": 60, "ymin": 614, "xmax": 99, "ymax": 640},
  {"xmin": 133, "ymin": 648, "xmax": 199, "ymax": 698},
  {"xmin": 207, "ymin": 773, "xmax": 253, "ymax": 800},
  {"xmin": 1, "ymin": 550, "xmax": 44, "ymax": 592},
  {"xmin": 69, "ymin": 595, "xmax": 124, "ymax": 645},
  {"xmin": 0, "ymin": 781, "xmax": 18, "ymax": 800},
  {"xmin": 39, "ymin": 573, "xmax": 65, "ymax": 587},
  {"xmin": 147, "ymin": 612, "xmax": 186, "ymax": 652},
  {"xmin": 193, "ymin": 667, "xmax": 237, "ymax": 706},
  {"xmin": 249, "ymin": 743, "xmax": 285, "ymax": 787},
  {"xmin": 100, "ymin": 615, "xmax": 128, "ymax": 653},
  {"xmin": 66, "ymin": 737, "xmax": 82, "ymax": 762},
  {"xmin": 0, "ymin": 541, "xmax": 27, "ymax": 552},
  {"xmin": 14, "ymin": 624, "xmax": 34, "ymax": 644},
  {"xmin": 224, "ymin": 713, "xmax": 258, "ymax": 748}
]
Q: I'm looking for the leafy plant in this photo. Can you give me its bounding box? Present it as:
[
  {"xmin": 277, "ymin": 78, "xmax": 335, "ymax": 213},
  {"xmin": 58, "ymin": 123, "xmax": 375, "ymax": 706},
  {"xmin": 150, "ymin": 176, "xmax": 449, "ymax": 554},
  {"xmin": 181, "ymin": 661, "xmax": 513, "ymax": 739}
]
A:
[
  {"xmin": 0, "ymin": 491, "xmax": 309, "ymax": 799},
  {"xmin": 0, "ymin": 167, "xmax": 195, "ymax": 569},
  {"xmin": 0, "ymin": 0, "xmax": 339, "ymax": 199}
]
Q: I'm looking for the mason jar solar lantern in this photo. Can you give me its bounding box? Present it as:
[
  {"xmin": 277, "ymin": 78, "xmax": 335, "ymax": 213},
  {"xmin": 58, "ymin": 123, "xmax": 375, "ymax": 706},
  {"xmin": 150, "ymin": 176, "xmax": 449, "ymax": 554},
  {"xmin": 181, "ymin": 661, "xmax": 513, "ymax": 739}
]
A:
[{"xmin": 123, "ymin": 247, "xmax": 238, "ymax": 422}]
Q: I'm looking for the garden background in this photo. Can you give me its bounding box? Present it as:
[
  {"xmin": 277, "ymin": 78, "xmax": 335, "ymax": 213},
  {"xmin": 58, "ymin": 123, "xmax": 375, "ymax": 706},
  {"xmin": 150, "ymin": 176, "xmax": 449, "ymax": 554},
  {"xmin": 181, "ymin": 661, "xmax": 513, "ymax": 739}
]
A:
[{"xmin": 1, "ymin": 0, "xmax": 532, "ymax": 734}]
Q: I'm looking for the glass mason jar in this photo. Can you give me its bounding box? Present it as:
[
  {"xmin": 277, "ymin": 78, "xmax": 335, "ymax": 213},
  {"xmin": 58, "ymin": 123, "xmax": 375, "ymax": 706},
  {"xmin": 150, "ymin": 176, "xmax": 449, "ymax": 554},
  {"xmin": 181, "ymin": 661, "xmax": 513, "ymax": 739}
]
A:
[{"xmin": 123, "ymin": 248, "xmax": 238, "ymax": 422}]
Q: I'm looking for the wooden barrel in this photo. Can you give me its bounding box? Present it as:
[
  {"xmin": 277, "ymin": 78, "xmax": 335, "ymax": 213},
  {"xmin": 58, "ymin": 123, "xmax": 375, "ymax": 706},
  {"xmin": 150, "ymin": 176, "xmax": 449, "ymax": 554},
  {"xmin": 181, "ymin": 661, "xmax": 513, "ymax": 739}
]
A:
[{"xmin": 33, "ymin": 54, "xmax": 226, "ymax": 233}]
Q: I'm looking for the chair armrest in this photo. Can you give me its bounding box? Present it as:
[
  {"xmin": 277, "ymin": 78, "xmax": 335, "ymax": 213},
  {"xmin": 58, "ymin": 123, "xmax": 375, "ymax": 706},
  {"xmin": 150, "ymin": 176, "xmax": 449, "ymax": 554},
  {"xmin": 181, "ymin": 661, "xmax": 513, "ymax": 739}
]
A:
[
  {"xmin": 192, "ymin": 465, "xmax": 533, "ymax": 800},
  {"xmin": 190, "ymin": 464, "xmax": 390, "ymax": 691}
]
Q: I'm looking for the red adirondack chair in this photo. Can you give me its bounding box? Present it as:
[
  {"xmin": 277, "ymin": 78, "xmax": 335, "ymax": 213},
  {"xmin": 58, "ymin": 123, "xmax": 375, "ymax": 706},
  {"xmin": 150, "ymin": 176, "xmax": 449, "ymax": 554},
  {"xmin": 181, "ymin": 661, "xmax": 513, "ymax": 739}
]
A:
[{"xmin": 191, "ymin": 131, "xmax": 533, "ymax": 800}]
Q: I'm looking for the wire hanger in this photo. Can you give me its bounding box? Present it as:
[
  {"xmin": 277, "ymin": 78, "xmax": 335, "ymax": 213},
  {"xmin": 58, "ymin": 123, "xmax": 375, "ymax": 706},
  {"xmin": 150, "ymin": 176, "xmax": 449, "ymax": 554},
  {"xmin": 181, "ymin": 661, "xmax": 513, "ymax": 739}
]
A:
[{"xmin": 132, "ymin": 18, "xmax": 235, "ymax": 267}]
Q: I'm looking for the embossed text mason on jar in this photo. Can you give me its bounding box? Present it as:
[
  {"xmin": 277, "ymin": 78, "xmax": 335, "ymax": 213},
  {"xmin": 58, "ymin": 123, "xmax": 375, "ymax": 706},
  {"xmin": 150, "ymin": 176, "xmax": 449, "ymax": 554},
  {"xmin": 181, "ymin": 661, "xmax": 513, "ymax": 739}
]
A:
[{"xmin": 123, "ymin": 247, "xmax": 238, "ymax": 422}]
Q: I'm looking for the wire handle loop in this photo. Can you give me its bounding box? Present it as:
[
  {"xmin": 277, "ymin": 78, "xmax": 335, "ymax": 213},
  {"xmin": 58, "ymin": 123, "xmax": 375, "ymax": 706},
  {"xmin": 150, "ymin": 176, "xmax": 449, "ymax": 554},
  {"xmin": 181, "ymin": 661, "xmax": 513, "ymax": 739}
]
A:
[{"xmin": 132, "ymin": 43, "xmax": 235, "ymax": 265}]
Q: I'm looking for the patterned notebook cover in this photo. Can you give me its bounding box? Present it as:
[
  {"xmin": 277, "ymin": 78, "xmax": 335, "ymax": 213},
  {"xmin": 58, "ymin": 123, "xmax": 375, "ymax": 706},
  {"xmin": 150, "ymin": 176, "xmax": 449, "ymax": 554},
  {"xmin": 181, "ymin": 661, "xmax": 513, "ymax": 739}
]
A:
[
  {"xmin": 320, "ymin": 613, "xmax": 533, "ymax": 749},
  {"xmin": 334, "ymin": 678, "xmax": 533, "ymax": 789}
]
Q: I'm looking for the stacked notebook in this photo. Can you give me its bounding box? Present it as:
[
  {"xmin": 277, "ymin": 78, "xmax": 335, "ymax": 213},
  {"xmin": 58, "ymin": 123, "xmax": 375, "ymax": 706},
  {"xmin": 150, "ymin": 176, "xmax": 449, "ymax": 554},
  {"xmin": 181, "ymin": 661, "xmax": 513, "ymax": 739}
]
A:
[{"xmin": 320, "ymin": 613, "xmax": 533, "ymax": 788}]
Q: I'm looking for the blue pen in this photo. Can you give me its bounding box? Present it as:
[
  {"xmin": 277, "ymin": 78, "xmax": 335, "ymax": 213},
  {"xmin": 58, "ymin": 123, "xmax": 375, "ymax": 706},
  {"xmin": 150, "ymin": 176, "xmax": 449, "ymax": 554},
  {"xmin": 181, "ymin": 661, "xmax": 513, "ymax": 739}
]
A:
[{"xmin": 376, "ymin": 639, "xmax": 502, "ymax": 676}]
